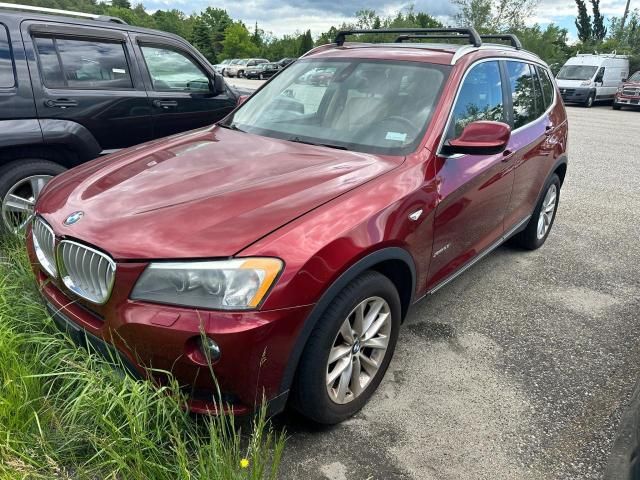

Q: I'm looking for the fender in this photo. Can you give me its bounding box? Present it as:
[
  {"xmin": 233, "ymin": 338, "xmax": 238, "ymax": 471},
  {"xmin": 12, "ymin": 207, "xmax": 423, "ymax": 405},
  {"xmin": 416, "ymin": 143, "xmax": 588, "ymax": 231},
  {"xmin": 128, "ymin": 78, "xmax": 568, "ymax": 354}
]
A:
[
  {"xmin": 0, "ymin": 119, "xmax": 43, "ymax": 149},
  {"xmin": 270, "ymin": 247, "xmax": 416, "ymax": 414},
  {"xmin": 39, "ymin": 119, "xmax": 102, "ymax": 163}
]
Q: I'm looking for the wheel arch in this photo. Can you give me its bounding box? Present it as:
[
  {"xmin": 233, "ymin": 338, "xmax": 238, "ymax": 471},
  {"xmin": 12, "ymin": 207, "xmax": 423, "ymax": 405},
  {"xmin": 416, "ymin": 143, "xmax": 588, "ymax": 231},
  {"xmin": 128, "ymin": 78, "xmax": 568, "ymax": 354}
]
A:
[
  {"xmin": 0, "ymin": 144, "xmax": 81, "ymax": 169},
  {"xmin": 274, "ymin": 247, "xmax": 416, "ymax": 412}
]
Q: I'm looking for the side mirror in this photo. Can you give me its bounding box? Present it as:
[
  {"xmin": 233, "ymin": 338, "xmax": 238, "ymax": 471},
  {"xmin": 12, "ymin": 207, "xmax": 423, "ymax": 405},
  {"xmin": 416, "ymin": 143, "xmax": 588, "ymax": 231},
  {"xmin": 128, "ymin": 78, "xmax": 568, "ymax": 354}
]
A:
[
  {"xmin": 595, "ymin": 75, "xmax": 604, "ymax": 83},
  {"xmin": 622, "ymin": 78, "xmax": 627, "ymax": 82},
  {"xmin": 213, "ymin": 74, "xmax": 225, "ymax": 95},
  {"xmin": 444, "ymin": 121, "xmax": 511, "ymax": 156}
]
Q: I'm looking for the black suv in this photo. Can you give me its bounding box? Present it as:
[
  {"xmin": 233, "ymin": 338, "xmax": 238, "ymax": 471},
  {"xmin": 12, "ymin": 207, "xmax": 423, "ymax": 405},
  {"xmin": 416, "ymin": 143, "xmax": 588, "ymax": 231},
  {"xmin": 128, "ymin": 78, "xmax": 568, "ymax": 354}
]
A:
[{"xmin": 0, "ymin": 5, "xmax": 238, "ymax": 233}]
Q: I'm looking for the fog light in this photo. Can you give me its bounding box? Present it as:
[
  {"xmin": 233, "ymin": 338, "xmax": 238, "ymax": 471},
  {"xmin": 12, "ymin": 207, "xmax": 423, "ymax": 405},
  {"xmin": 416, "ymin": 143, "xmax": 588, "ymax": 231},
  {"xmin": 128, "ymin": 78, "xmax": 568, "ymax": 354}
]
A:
[{"xmin": 198, "ymin": 337, "xmax": 221, "ymax": 362}]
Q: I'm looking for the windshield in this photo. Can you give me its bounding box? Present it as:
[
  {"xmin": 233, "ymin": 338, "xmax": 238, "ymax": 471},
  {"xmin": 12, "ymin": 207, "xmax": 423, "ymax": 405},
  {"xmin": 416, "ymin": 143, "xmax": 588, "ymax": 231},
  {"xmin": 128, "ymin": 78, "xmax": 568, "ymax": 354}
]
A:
[
  {"xmin": 629, "ymin": 71, "xmax": 640, "ymax": 82},
  {"xmin": 222, "ymin": 59, "xmax": 450, "ymax": 155},
  {"xmin": 557, "ymin": 65, "xmax": 598, "ymax": 80}
]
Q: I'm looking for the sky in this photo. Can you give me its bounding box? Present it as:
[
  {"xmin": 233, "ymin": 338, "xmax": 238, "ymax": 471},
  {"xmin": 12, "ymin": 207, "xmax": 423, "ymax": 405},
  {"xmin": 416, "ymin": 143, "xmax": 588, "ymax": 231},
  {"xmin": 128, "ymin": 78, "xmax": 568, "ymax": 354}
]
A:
[{"xmin": 142, "ymin": 0, "xmax": 634, "ymax": 41}]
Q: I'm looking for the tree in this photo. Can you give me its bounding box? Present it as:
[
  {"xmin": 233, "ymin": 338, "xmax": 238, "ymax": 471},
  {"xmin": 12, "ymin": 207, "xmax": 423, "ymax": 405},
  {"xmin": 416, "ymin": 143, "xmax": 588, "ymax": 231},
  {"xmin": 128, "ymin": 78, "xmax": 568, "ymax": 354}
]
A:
[
  {"xmin": 191, "ymin": 19, "xmax": 215, "ymax": 62},
  {"xmin": 200, "ymin": 7, "xmax": 232, "ymax": 56},
  {"xmin": 591, "ymin": 0, "xmax": 607, "ymax": 41},
  {"xmin": 111, "ymin": 0, "xmax": 131, "ymax": 9},
  {"xmin": 575, "ymin": 0, "xmax": 593, "ymax": 42},
  {"xmin": 453, "ymin": 0, "xmax": 539, "ymax": 32},
  {"xmin": 221, "ymin": 22, "xmax": 258, "ymax": 59},
  {"xmin": 298, "ymin": 29, "xmax": 314, "ymax": 56}
]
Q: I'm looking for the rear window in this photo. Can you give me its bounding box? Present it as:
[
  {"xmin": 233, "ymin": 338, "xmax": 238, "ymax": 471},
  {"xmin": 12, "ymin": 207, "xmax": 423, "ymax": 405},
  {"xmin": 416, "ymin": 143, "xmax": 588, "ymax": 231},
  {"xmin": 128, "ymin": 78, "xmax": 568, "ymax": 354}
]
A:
[
  {"xmin": 0, "ymin": 24, "xmax": 14, "ymax": 88},
  {"xmin": 506, "ymin": 61, "xmax": 537, "ymax": 129},
  {"xmin": 34, "ymin": 36, "xmax": 132, "ymax": 89},
  {"xmin": 537, "ymin": 66, "xmax": 555, "ymax": 110}
]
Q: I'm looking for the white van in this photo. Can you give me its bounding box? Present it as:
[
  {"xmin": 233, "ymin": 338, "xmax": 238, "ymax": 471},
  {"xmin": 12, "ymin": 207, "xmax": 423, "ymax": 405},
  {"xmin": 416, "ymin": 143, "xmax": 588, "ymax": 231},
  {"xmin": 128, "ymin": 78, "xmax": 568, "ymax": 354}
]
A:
[{"xmin": 556, "ymin": 54, "xmax": 629, "ymax": 107}]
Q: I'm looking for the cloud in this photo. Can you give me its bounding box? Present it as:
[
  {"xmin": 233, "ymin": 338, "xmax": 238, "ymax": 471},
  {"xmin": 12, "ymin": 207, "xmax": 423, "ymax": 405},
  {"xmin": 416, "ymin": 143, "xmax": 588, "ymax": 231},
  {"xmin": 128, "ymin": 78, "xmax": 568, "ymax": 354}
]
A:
[{"xmin": 143, "ymin": 0, "xmax": 631, "ymax": 37}]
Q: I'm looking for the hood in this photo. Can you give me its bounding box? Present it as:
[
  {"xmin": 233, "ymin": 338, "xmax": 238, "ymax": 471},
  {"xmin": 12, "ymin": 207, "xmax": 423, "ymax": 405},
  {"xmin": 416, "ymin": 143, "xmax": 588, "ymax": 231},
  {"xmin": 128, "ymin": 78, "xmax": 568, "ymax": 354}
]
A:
[{"xmin": 37, "ymin": 127, "xmax": 400, "ymax": 260}]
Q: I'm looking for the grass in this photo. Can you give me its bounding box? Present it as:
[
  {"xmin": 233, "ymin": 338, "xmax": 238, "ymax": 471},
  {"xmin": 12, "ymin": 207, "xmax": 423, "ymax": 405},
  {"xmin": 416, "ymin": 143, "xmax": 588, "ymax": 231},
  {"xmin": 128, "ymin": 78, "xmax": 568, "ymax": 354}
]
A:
[{"xmin": 0, "ymin": 237, "xmax": 285, "ymax": 479}]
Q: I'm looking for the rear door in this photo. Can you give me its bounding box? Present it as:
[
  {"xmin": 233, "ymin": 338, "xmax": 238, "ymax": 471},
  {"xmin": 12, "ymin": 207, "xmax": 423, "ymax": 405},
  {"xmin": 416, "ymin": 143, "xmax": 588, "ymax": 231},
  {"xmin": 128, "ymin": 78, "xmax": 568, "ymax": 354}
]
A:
[
  {"xmin": 21, "ymin": 21, "xmax": 153, "ymax": 151},
  {"xmin": 502, "ymin": 61, "xmax": 558, "ymax": 231},
  {"xmin": 131, "ymin": 34, "xmax": 236, "ymax": 138}
]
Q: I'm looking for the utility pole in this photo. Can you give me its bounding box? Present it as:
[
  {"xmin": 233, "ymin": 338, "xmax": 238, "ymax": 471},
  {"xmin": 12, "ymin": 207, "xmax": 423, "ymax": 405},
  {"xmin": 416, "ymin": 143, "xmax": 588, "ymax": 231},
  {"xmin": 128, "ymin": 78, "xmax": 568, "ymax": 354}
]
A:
[{"xmin": 620, "ymin": 0, "xmax": 631, "ymax": 31}]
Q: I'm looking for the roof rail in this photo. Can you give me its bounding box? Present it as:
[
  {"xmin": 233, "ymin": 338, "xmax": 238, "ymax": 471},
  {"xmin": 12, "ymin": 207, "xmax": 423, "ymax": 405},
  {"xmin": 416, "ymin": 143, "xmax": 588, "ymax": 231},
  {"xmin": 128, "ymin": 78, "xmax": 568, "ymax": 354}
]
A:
[
  {"xmin": 479, "ymin": 34, "xmax": 522, "ymax": 49},
  {"xmin": 0, "ymin": 2, "xmax": 127, "ymax": 24},
  {"xmin": 335, "ymin": 28, "xmax": 482, "ymax": 47}
]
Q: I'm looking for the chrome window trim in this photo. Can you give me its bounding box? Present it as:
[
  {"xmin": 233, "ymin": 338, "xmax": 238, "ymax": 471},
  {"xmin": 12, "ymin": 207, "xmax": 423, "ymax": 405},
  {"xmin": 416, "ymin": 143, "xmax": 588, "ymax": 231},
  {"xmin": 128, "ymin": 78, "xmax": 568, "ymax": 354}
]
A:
[
  {"xmin": 437, "ymin": 56, "xmax": 557, "ymax": 157},
  {"xmin": 56, "ymin": 239, "xmax": 116, "ymax": 305}
]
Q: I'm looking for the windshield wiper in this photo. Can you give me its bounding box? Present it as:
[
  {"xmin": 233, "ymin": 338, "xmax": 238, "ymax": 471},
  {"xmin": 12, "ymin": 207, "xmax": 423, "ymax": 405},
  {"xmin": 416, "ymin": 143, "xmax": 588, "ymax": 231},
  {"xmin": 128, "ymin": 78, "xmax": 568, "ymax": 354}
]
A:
[
  {"xmin": 217, "ymin": 122, "xmax": 245, "ymax": 132},
  {"xmin": 288, "ymin": 136, "xmax": 349, "ymax": 150}
]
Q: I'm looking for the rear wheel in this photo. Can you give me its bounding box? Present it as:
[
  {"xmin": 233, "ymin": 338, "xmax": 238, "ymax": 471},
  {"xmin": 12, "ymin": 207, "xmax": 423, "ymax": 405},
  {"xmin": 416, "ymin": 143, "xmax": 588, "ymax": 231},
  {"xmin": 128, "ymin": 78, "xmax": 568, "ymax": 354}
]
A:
[
  {"xmin": 292, "ymin": 271, "xmax": 401, "ymax": 424},
  {"xmin": 0, "ymin": 159, "xmax": 66, "ymax": 235},
  {"xmin": 510, "ymin": 173, "xmax": 560, "ymax": 250}
]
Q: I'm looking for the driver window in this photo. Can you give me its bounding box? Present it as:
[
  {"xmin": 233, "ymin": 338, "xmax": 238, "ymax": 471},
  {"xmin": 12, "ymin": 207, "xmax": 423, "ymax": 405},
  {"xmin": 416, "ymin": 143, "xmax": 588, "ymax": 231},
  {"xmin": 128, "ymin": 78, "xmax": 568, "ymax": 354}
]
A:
[
  {"xmin": 140, "ymin": 45, "xmax": 210, "ymax": 92},
  {"xmin": 447, "ymin": 61, "xmax": 504, "ymax": 140}
]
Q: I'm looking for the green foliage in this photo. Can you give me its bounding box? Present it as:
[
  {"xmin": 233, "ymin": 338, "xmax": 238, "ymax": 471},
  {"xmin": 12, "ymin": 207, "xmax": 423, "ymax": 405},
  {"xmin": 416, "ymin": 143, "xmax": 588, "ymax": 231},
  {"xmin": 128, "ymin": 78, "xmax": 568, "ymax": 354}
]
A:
[
  {"xmin": 222, "ymin": 22, "xmax": 258, "ymax": 59},
  {"xmin": 516, "ymin": 24, "xmax": 574, "ymax": 73},
  {"xmin": 298, "ymin": 30, "xmax": 313, "ymax": 56},
  {"xmin": 591, "ymin": 0, "xmax": 607, "ymax": 41},
  {"xmin": 603, "ymin": 10, "xmax": 640, "ymax": 73},
  {"xmin": 575, "ymin": 0, "xmax": 593, "ymax": 42},
  {"xmin": 0, "ymin": 238, "xmax": 285, "ymax": 479},
  {"xmin": 453, "ymin": 0, "xmax": 540, "ymax": 31}
]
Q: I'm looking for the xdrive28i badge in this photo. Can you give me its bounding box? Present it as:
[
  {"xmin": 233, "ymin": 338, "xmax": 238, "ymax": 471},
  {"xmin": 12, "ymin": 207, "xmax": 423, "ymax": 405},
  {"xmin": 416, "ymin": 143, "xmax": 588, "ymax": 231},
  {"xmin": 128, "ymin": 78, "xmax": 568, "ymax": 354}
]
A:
[{"xmin": 64, "ymin": 211, "xmax": 84, "ymax": 226}]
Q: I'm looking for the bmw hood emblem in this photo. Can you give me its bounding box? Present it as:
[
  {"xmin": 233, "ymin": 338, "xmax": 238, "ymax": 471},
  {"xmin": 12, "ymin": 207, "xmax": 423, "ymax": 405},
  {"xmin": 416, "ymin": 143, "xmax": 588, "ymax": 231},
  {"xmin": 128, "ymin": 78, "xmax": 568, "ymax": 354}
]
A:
[{"xmin": 64, "ymin": 211, "xmax": 84, "ymax": 226}]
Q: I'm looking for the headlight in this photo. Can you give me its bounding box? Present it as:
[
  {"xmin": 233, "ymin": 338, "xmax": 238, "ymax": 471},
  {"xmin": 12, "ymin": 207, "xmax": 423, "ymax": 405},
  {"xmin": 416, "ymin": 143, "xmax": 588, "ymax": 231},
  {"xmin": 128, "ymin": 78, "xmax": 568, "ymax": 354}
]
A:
[
  {"xmin": 580, "ymin": 80, "xmax": 592, "ymax": 86},
  {"xmin": 617, "ymin": 86, "xmax": 624, "ymax": 93},
  {"xmin": 130, "ymin": 258, "xmax": 283, "ymax": 310}
]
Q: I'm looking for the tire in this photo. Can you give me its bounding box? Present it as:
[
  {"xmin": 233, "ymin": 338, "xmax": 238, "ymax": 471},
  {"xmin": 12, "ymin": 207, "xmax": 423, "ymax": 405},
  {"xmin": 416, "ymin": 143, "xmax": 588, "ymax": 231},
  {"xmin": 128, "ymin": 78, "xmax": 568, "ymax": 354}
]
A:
[
  {"xmin": 510, "ymin": 173, "xmax": 561, "ymax": 250},
  {"xmin": 221, "ymin": 69, "xmax": 226, "ymax": 77},
  {"xmin": 613, "ymin": 103, "xmax": 622, "ymax": 110},
  {"xmin": 585, "ymin": 93, "xmax": 595, "ymax": 108},
  {"xmin": 259, "ymin": 73, "xmax": 264, "ymax": 80},
  {"xmin": 0, "ymin": 159, "xmax": 66, "ymax": 234},
  {"xmin": 292, "ymin": 270, "xmax": 401, "ymax": 424},
  {"xmin": 238, "ymin": 70, "xmax": 244, "ymax": 78}
]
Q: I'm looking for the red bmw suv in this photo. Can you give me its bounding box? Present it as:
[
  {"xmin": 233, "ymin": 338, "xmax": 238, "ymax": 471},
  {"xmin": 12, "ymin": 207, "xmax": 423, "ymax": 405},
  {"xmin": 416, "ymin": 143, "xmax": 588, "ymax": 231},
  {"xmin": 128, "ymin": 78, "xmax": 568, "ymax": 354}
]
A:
[{"xmin": 27, "ymin": 28, "xmax": 568, "ymax": 424}]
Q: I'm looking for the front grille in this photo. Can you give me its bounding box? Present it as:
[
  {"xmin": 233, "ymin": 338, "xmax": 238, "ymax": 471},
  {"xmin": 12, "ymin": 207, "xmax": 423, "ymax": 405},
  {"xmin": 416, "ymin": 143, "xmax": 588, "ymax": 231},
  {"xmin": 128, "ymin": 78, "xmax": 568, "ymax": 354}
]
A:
[
  {"xmin": 561, "ymin": 88, "xmax": 576, "ymax": 95},
  {"xmin": 57, "ymin": 240, "xmax": 116, "ymax": 304},
  {"xmin": 32, "ymin": 217, "xmax": 57, "ymax": 277},
  {"xmin": 623, "ymin": 87, "xmax": 640, "ymax": 97}
]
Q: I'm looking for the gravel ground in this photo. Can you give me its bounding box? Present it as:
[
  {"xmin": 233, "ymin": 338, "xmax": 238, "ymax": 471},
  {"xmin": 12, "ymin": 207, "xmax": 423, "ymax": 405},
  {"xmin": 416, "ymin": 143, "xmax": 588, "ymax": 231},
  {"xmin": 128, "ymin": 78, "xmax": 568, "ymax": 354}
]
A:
[{"xmin": 274, "ymin": 104, "xmax": 640, "ymax": 480}]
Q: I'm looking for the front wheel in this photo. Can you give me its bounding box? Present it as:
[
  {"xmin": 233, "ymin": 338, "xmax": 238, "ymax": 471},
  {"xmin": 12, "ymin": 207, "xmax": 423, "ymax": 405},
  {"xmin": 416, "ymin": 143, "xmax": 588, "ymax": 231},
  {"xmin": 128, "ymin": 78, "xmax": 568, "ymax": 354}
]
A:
[
  {"xmin": 613, "ymin": 103, "xmax": 622, "ymax": 110},
  {"xmin": 0, "ymin": 159, "xmax": 66, "ymax": 235},
  {"xmin": 585, "ymin": 93, "xmax": 595, "ymax": 108},
  {"xmin": 510, "ymin": 173, "xmax": 561, "ymax": 250},
  {"xmin": 292, "ymin": 271, "xmax": 401, "ymax": 424}
]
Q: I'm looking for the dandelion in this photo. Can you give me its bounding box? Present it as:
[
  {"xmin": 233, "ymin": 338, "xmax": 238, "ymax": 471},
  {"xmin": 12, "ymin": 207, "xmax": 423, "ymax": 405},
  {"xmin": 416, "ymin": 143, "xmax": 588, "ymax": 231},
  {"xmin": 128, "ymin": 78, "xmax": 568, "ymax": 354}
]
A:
[{"xmin": 240, "ymin": 458, "xmax": 250, "ymax": 469}]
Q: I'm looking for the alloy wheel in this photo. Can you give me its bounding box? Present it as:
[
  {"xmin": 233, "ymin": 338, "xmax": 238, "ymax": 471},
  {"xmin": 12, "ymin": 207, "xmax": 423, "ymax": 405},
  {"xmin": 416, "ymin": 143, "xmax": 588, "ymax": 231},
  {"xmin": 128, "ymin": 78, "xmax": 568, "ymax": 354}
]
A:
[
  {"xmin": 536, "ymin": 183, "xmax": 557, "ymax": 239},
  {"xmin": 326, "ymin": 296, "xmax": 392, "ymax": 405},
  {"xmin": 1, "ymin": 175, "xmax": 52, "ymax": 234}
]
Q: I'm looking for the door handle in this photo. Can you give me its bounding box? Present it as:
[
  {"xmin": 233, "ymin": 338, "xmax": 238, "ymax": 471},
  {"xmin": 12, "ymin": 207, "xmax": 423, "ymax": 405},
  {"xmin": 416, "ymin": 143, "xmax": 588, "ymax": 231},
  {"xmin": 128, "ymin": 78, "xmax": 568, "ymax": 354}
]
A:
[
  {"xmin": 501, "ymin": 149, "xmax": 514, "ymax": 162},
  {"xmin": 544, "ymin": 125, "xmax": 553, "ymax": 136},
  {"xmin": 152, "ymin": 99, "xmax": 178, "ymax": 109},
  {"xmin": 44, "ymin": 99, "xmax": 78, "ymax": 108}
]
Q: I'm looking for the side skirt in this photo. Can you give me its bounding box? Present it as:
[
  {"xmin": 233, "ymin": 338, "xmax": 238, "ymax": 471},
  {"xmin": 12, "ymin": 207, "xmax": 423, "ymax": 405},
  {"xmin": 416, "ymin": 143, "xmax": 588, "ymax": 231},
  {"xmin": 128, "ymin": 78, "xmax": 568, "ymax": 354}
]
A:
[{"xmin": 425, "ymin": 214, "xmax": 531, "ymax": 296}]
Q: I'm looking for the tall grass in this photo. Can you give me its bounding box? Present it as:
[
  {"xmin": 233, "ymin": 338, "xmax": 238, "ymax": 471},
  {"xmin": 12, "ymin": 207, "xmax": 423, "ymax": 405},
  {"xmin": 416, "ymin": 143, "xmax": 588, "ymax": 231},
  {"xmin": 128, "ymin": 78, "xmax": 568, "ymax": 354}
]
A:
[{"xmin": 0, "ymin": 238, "xmax": 285, "ymax": 479}]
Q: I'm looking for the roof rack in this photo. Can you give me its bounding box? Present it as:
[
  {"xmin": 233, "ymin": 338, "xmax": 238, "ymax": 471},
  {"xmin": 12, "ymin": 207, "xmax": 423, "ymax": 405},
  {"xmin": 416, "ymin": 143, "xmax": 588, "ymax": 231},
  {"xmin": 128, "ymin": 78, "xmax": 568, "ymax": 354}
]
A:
[
  {"xmin": 395, "ymin": 33, "xmax": 521, "ymax": 50},
  {"xmin": 0, "ymin": 2, "xmax": 127, "ymax": 24},
  {"xmin": 335, "ymin": 28, "xmax": 482, "ymax": 47},
  {"xmin": 479, "ymin": 34, "xmax": 522, "ymax": 49}
]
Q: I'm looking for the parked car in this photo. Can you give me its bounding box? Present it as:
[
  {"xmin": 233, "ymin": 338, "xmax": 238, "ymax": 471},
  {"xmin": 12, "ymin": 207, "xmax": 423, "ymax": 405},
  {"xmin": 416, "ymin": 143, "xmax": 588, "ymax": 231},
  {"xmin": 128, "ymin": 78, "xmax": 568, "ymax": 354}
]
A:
[
  {"xmin": 277, "ymin": 57, "xmax": 297, "ymax": 69},
  {"xmin": 226, "ymin": 58, "xmax": 269, "ymax": 78},
  {"xmin": 29, "ymin": 28, "xmax": 568, "ymax": 424},
  {"xmin": 556, "ymin": 53, "xmax": 629, "ymax": 107},
  {"xmin": 245, "ymin": 62, "xmax": 279, "ymax": 80},
  {"xmin": 0, "ymin": 4, "xmax": 239, "ymax": 234},
  {"xmin": 613, "ymin": 71, "xmax": 640, "ymax": 110},
  {"xmin": 213, "ymin": 58, "xmax": 232, "ymax": 75}
]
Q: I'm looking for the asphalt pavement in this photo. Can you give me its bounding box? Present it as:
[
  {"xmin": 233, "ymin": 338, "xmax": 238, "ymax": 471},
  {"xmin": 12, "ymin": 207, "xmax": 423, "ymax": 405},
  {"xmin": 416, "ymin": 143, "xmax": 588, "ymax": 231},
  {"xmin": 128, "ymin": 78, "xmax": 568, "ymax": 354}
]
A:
[{"xmin": 271, "ymin": 104, "xmax": 640, "ymax": 479}]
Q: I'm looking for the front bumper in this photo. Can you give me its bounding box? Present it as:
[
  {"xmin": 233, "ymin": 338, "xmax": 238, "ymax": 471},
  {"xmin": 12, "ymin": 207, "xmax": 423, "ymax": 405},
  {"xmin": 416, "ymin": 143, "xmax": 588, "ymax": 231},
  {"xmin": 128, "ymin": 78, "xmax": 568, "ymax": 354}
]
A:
[
  {"xmin": 29, "ymin": 242, "xmax": 311, "ymax": 415},
  {"xmin": 559, "ymin": 86, "xmax": 593, "ymax": 104},
  {"xmin": 614, "ymin": 93, "xmax": 640, "ymax": 106}
]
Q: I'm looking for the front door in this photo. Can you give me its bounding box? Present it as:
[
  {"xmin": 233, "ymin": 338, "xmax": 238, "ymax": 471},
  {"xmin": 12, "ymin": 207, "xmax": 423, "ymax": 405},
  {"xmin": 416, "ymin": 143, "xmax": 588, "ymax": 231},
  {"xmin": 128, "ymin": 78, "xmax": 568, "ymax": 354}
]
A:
[
  {"xmin": 133, "ymin": 36, "xmax": 237, "ymax": 138},
  {"xmin": 427, "ymin": 60, "xmax": 515, "ymax": 289}
]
